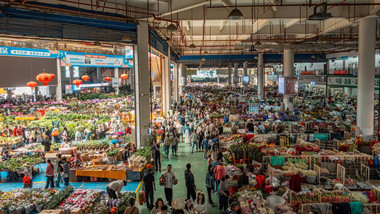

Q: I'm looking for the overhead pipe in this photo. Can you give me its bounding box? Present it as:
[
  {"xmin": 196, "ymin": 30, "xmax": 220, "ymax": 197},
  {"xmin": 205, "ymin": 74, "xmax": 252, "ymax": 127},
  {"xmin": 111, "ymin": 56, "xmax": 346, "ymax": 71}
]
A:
[
  {"xmin": 56, "ymin": 0, "xmax": 186, "ymax": 43},
  {"xmin": 207, "ymin": 3, "xmax": 380, "ymax": 8}
]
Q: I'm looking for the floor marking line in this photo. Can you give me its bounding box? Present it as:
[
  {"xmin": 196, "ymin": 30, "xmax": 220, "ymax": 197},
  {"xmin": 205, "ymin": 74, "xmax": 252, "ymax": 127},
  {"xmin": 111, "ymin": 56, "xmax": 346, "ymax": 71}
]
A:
[{"xmin": 135, "ymin": 180, "xmax": 143, "ymax": 193}]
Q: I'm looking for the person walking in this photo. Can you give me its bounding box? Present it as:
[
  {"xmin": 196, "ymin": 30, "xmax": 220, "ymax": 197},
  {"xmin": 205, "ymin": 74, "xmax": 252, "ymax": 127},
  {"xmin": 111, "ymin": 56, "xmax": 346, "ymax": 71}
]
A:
[
  {"xmin": 153, "ymin": 140, "xmax": 161, "ymax": 172},
  {"xmin": 219, "ymin": 175, "xmax": 230, "ymax": 212},
  {"xmin": 190, "ymin": 131, "xmax": 199, "ymax": 153},
  {"xmin": 184, "ymin": 163, "xmax": 196, "ymax": 201},
  {"xmin": 143, "ymin": 168, "xmax": 156, "ymax": 210},
  {"xmin": 107, "ymin": 180, "xmax": 127, "ymax": 199},
  {"xmin": 171, "ymin": 133, "xmax": 179, "ymax": 156},
  {"xmin": 161, "ymin": 164, "xmax": 176, "ymax": 206},
  {"xmin": 62, "ymin": 159, "xmax": 70, "ymax": 186},
  {"xmin": 55, "ymin": 161, "xmax": 63, "ymax": 188},
  {"xmin": 205, "ymin": 165, "xmax": 215, "ymax": 206},
  {"xmin": 45, "ymin": 160, "xmax": 55, "ymax": 189},
  {"xmin": 163, "ymin": 133, "xmax": 172, "ymax": 158}
]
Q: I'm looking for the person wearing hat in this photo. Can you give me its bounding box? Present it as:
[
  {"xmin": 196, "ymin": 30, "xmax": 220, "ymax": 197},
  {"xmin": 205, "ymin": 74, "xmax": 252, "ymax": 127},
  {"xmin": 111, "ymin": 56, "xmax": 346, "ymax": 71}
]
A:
[
  {"xmin": 107, "ymin": 180, "xmax": 127, "ymax": 199},
  {"xmin": 171, "ymin": 198, "xmax": 184, "ymax": 213}
]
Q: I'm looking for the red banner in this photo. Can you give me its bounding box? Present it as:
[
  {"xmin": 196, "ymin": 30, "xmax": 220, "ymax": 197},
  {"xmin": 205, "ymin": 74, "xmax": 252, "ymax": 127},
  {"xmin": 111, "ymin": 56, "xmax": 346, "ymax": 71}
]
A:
[
  {"xmin": 301, "ymin": 71, "xmax": 314, "ymax": 75},
  {"xmin": 333, "ymin": 70, "xmax": 347, "ymax": 75}
]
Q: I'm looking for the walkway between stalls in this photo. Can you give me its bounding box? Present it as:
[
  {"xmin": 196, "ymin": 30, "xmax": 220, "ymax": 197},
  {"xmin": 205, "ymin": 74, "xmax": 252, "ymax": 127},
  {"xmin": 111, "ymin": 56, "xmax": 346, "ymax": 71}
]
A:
[{"xmin": 137, "ymin": 142, "xmax": 221, "ymax": 214}]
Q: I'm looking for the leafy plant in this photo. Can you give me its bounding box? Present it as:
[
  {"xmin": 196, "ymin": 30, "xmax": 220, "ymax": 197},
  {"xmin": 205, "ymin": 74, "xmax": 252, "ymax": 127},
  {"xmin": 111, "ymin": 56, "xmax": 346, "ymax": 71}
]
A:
[{"xmin": 107, "ymin": 149, "xmax": 119, "ymax": 157}]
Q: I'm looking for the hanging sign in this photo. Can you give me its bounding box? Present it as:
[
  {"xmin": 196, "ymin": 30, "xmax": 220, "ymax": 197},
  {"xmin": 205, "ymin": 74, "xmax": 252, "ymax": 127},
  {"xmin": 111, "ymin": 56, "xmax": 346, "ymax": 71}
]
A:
[
  {"xmin": 249, "ymin": 103, "xmax": 260, "ymax": 115},
  {"xmin": 0, "ymin": 46, "xmax": 60, "ymax": 58}
]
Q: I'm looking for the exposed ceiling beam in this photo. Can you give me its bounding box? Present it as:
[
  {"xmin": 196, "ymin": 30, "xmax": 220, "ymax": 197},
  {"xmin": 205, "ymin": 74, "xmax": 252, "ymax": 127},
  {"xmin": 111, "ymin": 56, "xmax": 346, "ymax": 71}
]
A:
[
  {"xmin": 219, "ymin": 20, "xmax": 227, "ymax": 31},
  {"xmin": 266, "ymin": 0, "xmax": 277, "ymax": 12},
  {"xmin": 159, "ymin": 0, "xmax": 210, "ymax": 17}
]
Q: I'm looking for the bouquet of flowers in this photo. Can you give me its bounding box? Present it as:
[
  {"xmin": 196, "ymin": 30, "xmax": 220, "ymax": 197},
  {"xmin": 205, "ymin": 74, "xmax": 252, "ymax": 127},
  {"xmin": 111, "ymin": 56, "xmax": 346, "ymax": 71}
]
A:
[{"xmin": 58, "ymin": 189, "xmax": 101, "ymax": 213}]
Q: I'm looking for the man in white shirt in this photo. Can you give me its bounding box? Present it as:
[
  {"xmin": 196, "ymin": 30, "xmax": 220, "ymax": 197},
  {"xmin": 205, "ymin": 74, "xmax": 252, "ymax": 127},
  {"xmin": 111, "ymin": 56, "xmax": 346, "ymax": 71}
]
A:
[{"xmin": 161, "ymin": 164, "xmax": 176, "ymax": 206}]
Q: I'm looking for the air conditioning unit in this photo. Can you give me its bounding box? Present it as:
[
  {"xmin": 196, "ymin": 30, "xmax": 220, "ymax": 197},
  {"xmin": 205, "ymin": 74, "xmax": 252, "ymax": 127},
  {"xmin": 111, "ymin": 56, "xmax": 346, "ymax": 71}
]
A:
[{"xmin": 308, "ymin": 2, "xmax": 332, "ymax": 21}]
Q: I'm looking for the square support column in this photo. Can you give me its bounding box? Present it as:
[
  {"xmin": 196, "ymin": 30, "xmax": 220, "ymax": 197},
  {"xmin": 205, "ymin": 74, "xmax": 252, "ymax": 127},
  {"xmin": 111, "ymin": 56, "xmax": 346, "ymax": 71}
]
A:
[{"xmin": 134, "ymin": 22, "xmax": 150, "ymax": 148}]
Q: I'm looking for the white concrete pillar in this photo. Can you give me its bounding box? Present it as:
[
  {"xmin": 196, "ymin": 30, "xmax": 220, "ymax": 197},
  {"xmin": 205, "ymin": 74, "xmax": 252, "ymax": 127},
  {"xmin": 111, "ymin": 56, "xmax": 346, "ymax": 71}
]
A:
[
  {"xmin": 173, "ymin": 63, "xmax": 179, "ymax": 101},
  {"xmin": 234, "ymin": 62, "xmax": 239, "ymax": 87},
  {"xmin": 179, "ymin": 63, "xmax": 187, "ymax": 95},
  {"xmin": 6, "ymin": 90, "xmax": 12, "ymax": 100},
  {"xmin": 243, "ymin": 61, "xmax": 248, "ymax": 76},
  {"xmin": 228, "ymin": 63, "xmax": 232, "ymax": 86},
  {"xmin": 134, "ymin": 22, "xmax": 150, "ymax": 148},
  {"xmin": 257, "ymin": 53, "xmax": 264, "ymax": 100},
  {"xmin": 357, "ymin": 16, "xmax": 377, "ymax": 140},
  {"xmin": 56, "ymin": 58, "xmax": 62, "ymax": 101},
  {"xmin": 114, "ymin": 67, "xmax": 119, "ymax": 95},
  {"xmin": 97, "ymin": 67, "xmax": 102, "ymax": 82},
  {"xmin": 283, "ymin": 48, "xmax": 294, "ymax": 111},
  {"xmin": 162, "ymin": 53, "xmax": 171, "ymax": 117}
]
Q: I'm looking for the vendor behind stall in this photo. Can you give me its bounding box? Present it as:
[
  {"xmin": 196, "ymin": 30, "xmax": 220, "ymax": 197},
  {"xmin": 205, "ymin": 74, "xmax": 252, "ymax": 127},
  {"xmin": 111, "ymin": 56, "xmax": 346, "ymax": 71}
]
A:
[{"xmin": 107, "ymin": 180, "xmax": 127, "ymax": 199}]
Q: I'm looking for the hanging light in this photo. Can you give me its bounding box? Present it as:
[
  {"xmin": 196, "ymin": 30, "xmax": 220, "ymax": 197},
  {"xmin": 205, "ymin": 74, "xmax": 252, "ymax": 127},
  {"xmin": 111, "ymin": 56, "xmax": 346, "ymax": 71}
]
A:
[
  {"xmin": 228, "ymin": 0, "xmax": 244, "ymax": 20},
  {"xmin": 26, "ymin": 81, "xmax": 37, "ymax": 89},
  {"xmin": 81, "ymin": 75, "xmax": 90, "ymax": 82},
  {"xmin": 167, "ymin": 23, "xmax": 178, "ymax": 32},
  {"xmin": 189, "ymin": 43, "xmax": 196, "ymax": 48},
  {"xmin": 249, "ymin": 45, "xmax": 257, "ymax": 52},
  {"xmin": 255, "ymin": 41, "xmax": 262, "ymax": 46},
  {"xmin": 36, "ymin": 73, "xmax": 53, "ymax": 86},
  {"xmin": 73, "ymin": 79, "xmax": 83, "ymax": 86},
  {"xmin": 204, "ymin": 51, "xmax": 209, "ymax": 54},
  {"xmin": 121, "ymin": 74, "xmax": 129, "ymax": 80}
]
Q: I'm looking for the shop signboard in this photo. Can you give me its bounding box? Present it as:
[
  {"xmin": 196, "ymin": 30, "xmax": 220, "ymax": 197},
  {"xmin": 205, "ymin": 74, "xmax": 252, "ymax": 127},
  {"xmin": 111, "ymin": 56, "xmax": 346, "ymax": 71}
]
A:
[
  {"xmin": 279, "ymin": 77, "xmax": 298, "ymax": 94},
  {"xmin": 233, "ymin": 76, "xmax": 240, "ymax": 83},
  {"xmin": 63, "ymin": 52, "xmax": 127, "ymax": 68},
  {"xmin": 328, "ymin": 76, "xmax": 357, "ymax": 86},
  {"xmin": 301, "ymin": 71, "xmax": 314, "ymax": 75},
  {"xmin": 65, "ymin": 85, "xmax": 73, "ymax": 94},
  {"xmin": 112, "ymin": 78, "xmax": 120, "ymax": 87},
  {"xmin": 332, "ymin": 70, "xmax": 347, "ymax": 75},
  {"xmin": 249, "ymin": 103, "xmax": 260, "ymax": 115},
  {"xmin": 0, "ymin": 46, "xmax": 60, "ymax": 58}
]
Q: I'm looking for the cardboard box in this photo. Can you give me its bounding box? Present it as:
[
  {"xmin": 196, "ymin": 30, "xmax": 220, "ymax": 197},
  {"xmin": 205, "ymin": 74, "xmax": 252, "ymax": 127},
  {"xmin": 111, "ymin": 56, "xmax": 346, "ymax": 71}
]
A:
[
  {"xmin": 71, "ymin": 208, "xmax": 82, "ymax": 214},
  {"xmin": 39, "ymin": 210, "xmax": 63, "ymax": 214}
]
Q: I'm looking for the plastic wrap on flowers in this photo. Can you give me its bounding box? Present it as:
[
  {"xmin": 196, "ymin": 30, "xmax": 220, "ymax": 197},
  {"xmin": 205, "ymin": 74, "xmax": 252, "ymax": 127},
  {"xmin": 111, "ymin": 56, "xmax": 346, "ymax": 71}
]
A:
[{"xmin": 58, "ymin": 189, "xmax": 101, "ymax": 213}]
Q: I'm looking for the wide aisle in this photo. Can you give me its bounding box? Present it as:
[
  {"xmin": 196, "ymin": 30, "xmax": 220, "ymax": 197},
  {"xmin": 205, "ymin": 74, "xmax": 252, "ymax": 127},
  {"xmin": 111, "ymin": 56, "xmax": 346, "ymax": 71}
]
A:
[{"xmin": 138, "ymin": 142, "xmax": 220, "ymax": 214}]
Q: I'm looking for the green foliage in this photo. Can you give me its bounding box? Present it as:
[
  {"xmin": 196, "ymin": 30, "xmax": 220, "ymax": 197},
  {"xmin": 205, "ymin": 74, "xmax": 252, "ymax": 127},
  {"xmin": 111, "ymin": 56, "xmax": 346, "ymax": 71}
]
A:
[{"xmin": 44, "ymin": 186, "xmax": 74, "ymax": 209}]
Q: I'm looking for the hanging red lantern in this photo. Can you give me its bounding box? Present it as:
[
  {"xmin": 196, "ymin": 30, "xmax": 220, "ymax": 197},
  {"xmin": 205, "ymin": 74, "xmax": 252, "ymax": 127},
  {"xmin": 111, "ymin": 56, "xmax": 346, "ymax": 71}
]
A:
[
  {"xmin": 121, "ymin": 74, "xmax": 129, "ymax": 80},
  {"xmin": 105, "ymin": 76, "xmax": 111, "ymax": 82},
  {"xmin": 72, "ymin": 79, "xmax": 83, "ymax": 86},
  {"xmin": 26, "ymin": 81, "xmax": 37, "ymax": 89},
  {"xmin": 82, "ymin": 75, "xmax": 90, "ymax": 82},
  {"xmin": 36, "ymin": 73, "xmax": 53, "ymax": 86},
  {"xmin": 50, "ymin": 73, "xmax": 55, "ymax": 79}
]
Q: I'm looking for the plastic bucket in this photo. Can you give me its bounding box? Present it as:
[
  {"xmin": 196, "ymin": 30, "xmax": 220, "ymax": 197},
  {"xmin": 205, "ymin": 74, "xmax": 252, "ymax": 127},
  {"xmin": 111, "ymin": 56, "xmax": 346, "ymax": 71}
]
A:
[
  {"xmin": 305, "ymin": 175, "xmax": 317, "ymax": 184},
  {"xmin": 267, "ymin": 195, "xmax": 285, "ymax": 209}
]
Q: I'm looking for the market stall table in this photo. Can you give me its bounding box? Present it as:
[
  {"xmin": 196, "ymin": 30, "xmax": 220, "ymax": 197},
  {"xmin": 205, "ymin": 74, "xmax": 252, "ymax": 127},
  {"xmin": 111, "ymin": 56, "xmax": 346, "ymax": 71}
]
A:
[{"xmin": 75, "ymin": 165, "xmax": 127, "ymax": 180}]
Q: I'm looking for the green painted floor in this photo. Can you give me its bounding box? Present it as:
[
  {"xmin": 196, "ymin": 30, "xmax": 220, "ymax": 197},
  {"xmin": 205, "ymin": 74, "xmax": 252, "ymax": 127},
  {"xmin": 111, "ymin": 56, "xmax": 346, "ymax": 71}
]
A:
[{"xmin": 137, "ymin": 142, "xmax": 221, "ymax": 214}]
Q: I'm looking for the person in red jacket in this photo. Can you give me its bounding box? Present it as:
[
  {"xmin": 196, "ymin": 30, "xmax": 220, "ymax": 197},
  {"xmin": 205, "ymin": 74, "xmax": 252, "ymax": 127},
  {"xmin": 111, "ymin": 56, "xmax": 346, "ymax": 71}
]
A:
[
  {"xmin": 45, "ymin": 160, "xmax": 55, "ymax": 189},
  {"xmin": 290, "ymin": 173, "xmax": 302, "ymax": 192}
]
